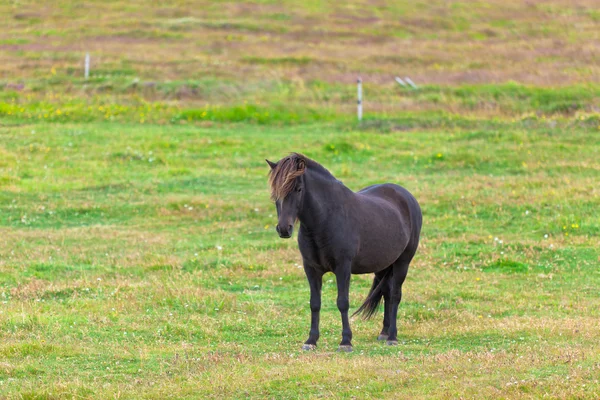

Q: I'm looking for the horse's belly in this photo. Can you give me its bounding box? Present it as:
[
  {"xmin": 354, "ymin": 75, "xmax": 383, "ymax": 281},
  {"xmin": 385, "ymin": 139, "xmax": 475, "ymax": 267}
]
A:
[
  {"xmin": 351, "ymin": 253, "xmax": 401, "ymax": 274},
  {"xmin": 351, "ymin": 236, "xmax": 405, "ymax": 274},
  {"xmin": 351, "ymin": 215, "xmax": 409, "ymax": 274}
]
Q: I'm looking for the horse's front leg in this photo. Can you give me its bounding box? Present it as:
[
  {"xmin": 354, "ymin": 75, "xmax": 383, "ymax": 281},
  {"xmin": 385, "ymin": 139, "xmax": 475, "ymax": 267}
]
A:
[
  {"xmin": 335, "ymin": 265, "xmax": 353, "ymax": 352},
  {"xmin": 302, "ymin": 264, "xmax": 323, "ymax": 350}
]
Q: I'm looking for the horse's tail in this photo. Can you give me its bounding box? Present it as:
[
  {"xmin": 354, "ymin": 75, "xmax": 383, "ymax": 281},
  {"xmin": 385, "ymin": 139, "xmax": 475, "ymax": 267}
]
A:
[{"xmin": 352, "ymin": 268, "xmax": 392, "ymax": 320}]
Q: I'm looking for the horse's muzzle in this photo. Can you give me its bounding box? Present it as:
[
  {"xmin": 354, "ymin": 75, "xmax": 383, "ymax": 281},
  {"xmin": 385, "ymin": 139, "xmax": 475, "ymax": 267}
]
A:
[{"xmin": 276, "ymin": 224, "xmax": 293, "ymax": 239}]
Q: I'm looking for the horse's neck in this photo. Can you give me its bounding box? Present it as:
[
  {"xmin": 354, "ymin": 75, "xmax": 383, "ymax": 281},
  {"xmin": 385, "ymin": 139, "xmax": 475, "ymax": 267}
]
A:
[{"xmin": 299, "ymin": 171, "xmax": 353, "ymax": 229}]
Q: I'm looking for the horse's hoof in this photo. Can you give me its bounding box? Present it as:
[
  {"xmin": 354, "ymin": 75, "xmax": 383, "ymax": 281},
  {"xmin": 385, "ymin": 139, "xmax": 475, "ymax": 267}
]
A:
[
  {"xmin": 386, "ymin": 340, "xmax": 398, "ymax": 346},
  {"xmin": 337, "ymin": 345, "xmax": 353, "ymax": 352},
  {"xmin": 302, "ymin": 344, "xmax": 317, "ymax": 351},
  {"xmin": 377, "ymin": 334, "xmax": 389, "ymax": 341}
]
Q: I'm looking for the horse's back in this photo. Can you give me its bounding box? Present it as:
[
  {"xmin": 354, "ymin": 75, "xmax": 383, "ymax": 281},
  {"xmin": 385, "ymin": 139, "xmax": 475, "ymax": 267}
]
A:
[
  {"xmin": 357, "ymin": 183, "xmax": 421, "ymax": 223},
  {"xmin": 361, "ymin": 183, "xmax": 421, "ymax": 231}
]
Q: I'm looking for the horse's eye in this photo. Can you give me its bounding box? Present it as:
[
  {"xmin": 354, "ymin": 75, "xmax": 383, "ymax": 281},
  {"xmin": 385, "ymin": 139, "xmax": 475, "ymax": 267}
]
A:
[{"xmin": 297, "ymin": 187, "xmax": 302, "ymax": 192}]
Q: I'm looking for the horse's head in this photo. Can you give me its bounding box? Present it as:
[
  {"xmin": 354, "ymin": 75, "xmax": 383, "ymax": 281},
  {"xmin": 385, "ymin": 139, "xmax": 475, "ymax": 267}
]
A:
[{"xmin": 267, "ymin": 154, "xmax": 307, "ymax": 239}]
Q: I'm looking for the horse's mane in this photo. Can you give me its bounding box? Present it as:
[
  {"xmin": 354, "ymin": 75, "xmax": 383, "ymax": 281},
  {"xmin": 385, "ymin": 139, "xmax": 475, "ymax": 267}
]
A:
[{"xmin": 268, "ymin": 153, "xmax": 308, "ymax": 201}]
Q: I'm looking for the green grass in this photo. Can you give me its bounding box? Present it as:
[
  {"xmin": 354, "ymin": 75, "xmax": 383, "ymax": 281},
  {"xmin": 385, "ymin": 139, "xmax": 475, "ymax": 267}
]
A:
[{"xmin": 1, "ymin": 119, "xmax": 599, "ymax": 398}]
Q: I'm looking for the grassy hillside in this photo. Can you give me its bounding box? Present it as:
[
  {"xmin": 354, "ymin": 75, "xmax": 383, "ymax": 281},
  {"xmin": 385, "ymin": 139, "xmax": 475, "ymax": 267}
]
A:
[
  {"xmin": 2, "ymin": 0, "xmax": 600, "ymax": 84},
  {"xmin": 1, "ymin": 0, "xmax": 599, "ymax": 398},
  {"xmin": 2, "ymin": 0, "xmax": 600, "ymax": 119}
]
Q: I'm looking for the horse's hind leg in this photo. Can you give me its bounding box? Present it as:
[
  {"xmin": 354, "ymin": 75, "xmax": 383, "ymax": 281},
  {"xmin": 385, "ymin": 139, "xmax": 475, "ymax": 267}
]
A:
[
  {"xmin": 385, "ymin": 254, "xmax": 413, "ymax": 346},
  {"xmin": 377, "ymin": 272, "xmax": 391, "ymax": 341}
]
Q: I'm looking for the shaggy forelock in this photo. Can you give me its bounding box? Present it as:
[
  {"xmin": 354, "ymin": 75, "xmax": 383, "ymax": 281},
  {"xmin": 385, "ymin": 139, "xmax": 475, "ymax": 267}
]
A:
[{"xmin": 268, "ymin": 153, "xmax": 307, "ymax": 201}]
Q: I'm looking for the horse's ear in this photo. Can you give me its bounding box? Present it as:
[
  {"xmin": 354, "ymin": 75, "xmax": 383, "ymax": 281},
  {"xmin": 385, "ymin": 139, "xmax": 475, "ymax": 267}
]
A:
[
  {"xmin": 266, "ymin": 159, "xmax": 277, "ymax": 169},
  {"xmin": 297, "ymin": 158, "xmax": 306, "ymax": 171}
]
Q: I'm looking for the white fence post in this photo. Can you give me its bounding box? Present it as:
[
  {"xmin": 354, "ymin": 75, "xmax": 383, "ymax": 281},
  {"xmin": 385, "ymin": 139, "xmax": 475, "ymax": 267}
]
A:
[
  {"xmin": 84, "ymin": 53, "xmax": 90, "ymax": 80},
  {"xmin": 395, "ymin": 77, "xmax": 407, "ymax": 87},
  {"xmin": 357, "ymin": 77, "xmax": 362, "ymax": 121},
  {"xmin": 405, "ymin": 77, "xmax": 418, "ymax": 89}
]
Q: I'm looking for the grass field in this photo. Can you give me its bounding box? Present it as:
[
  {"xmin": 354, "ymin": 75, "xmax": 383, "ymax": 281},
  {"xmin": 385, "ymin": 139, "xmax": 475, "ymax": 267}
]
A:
[{"xmin": 1, "ymin": 0, "xmax": 600, "ymax": 399}]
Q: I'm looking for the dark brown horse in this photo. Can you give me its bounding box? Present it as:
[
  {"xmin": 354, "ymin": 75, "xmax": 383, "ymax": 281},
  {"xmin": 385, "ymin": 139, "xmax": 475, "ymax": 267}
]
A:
[{"xmin": 267, "ymin": 153, "xmax": 422, "ymax": 351}]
